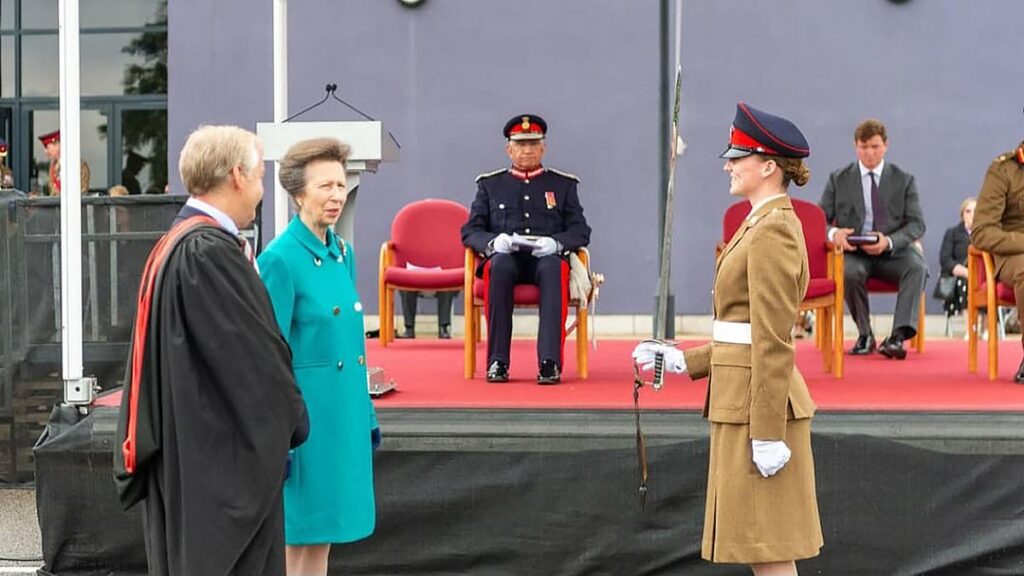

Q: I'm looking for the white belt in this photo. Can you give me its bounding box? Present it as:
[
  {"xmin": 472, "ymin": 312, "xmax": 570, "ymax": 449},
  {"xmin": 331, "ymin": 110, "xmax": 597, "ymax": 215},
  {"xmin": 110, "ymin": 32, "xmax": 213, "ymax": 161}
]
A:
[{"xmin": 712, "ymin": 320, "xmax": 752, "ymax": 345}]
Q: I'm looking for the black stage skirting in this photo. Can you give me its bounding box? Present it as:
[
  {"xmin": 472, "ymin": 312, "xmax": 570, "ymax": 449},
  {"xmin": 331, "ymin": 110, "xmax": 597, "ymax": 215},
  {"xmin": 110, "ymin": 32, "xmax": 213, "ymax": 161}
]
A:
[{"xmin": 34, "ymin": 406, "xmax": 1024, "ymax": 576}]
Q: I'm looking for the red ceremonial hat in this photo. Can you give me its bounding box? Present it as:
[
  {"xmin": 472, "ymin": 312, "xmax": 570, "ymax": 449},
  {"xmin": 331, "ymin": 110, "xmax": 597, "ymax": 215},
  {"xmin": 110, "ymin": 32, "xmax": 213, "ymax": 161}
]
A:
[{"xmin": 38, "ymin": 130, "xmax": 60, "ymax": 147}]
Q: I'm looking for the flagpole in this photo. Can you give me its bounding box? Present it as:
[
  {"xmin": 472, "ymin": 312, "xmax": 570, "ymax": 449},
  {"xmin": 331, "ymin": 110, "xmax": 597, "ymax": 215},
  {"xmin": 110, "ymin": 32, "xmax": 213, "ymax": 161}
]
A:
[{"xmin": 58, "ymin": 0, "xmax": 94, "ymax": 404}]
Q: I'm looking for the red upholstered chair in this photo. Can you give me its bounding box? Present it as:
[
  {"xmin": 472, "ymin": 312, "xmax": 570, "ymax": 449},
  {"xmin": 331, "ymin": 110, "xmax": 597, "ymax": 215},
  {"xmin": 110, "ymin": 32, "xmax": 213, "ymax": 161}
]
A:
[
  {"xmin": 378, "ymin": 199, "xmax": 469, "ymax": 347},
  {"xmin": 967, "ymin": 245, "xmax": 1017, "ymax": 380},
  {"xmin": 463, "ymin": 248, "xmax": 590, "ymax": 379},
  {"xmin": 864, "ymin": 277, "xmax": 926, "ymax": 353},
  {"xmin": 720, "ymin": 199, "xmax": 845, "ymax": 378}
]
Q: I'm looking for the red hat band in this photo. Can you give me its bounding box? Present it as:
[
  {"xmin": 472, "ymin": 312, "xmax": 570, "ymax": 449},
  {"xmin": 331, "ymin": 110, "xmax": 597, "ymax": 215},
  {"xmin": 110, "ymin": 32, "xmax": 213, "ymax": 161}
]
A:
[
  {"xmin": 729, "ymin": 126, "xmax": 780, "ymax": 156},
  {"xmin": 508, "ymin": 119, "xmax": 544, "ymax": 139}
]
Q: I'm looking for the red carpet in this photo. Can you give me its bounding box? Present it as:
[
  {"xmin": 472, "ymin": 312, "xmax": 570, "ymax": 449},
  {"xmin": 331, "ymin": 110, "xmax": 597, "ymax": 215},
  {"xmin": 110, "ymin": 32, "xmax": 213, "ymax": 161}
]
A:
[{"xmin": 368, "ymin": 338, "xmax": 1024, "ymax": 412}]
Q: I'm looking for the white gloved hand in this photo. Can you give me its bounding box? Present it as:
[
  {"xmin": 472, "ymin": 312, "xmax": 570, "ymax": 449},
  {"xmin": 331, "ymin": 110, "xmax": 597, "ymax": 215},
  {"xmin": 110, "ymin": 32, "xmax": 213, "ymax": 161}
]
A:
[
  {"xmin": 751, "ymin": 439, "xmax": 791, "ymax": 478},
  {"xmin": 531, "ymin": 236, "xmax": 559, "ymax": 258},
  {"xmin": 491, "ymin": 233, "xmax": 514, "ymax": 254},
  {"xmin": 631, "ymin": 340, "xmax": 687, "ymax": 374}
]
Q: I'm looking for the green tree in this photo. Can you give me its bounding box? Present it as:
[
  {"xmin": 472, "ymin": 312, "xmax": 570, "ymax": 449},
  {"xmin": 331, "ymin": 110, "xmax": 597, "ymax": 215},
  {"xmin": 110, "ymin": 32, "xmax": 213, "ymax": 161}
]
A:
[{"xmin": 119, "ymin": 1, "xmax": 167, "ymax": 192}]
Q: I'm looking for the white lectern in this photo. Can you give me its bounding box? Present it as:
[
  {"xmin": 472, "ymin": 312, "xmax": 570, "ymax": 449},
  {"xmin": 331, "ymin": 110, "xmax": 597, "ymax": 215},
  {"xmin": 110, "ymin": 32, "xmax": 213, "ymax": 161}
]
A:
[{"xmin": 256, "ymin": 121, "xmax": 399, "ymax": 243}]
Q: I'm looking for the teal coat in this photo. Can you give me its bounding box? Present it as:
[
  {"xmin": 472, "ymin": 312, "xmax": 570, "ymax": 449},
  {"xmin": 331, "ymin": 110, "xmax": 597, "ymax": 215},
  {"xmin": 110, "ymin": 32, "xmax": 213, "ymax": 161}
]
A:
[{"xmin": 258, "ymin": 217, "xmax": 377, "ymax": 545}]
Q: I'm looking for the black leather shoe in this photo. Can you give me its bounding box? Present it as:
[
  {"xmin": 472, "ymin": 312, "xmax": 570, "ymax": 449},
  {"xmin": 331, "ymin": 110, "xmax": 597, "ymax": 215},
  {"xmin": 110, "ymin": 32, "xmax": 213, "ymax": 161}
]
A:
[
  {"xmin": 438, "ymin": 324, "xmax": 452, "ymax": 339},
  {"xmin": 486, "ymin": 360, "xmax": 509, "ymax": 383},
  {"xmin": 878, "ymin": 336, "xmax": 907, "ymax": 360},
  {"xmin": 1015, "ymin": 359, "xmax": 1024, "ymax": 383},
  {"xmin": 537, "ymin": 360, "xmax": 561, "ymax": 385},
  {"xmin": 849, "ymin": 334, "xmax": 876, "ymax": 355},
  {"xmin": 396, "ymin": 327, "xmax": 415, "ymax": 339}
]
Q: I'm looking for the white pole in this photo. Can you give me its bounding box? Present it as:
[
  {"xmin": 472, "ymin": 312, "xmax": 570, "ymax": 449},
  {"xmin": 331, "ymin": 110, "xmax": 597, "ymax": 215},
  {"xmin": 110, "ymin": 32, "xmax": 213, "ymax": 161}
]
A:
[
  {"xmin": 272, "ymin": 0, "xmax": 289, "ymax": 238},
  {"xmin": 58, "ymin": 0, "xmax": 93, "ymax": 403},
  {"xmin": 674, "ymin": 0, "xmax": 682, "ymax": 73}
]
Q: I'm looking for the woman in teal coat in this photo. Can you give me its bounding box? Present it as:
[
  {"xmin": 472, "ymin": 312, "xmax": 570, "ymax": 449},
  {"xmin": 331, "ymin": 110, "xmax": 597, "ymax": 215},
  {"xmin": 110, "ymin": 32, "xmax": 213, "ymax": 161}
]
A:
[{"xmin": 257, "ymin": 138, "xmax": 378, "ymax": 576}]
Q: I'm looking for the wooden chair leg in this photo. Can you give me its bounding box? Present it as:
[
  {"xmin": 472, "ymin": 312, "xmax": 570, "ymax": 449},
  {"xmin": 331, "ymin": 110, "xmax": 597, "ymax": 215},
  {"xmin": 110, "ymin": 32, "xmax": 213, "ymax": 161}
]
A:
[
  {"xmin": 834, "ymin": 299, "xmax": 844, "ymax": 379},
  {"xmin": 577, "ymin": 305, "xmax": 588, "ymax": 379},
  {"xmin": 379, "ymin": 283, "xmax": 389, "ymax": 348},
  {"xmin": 967, "ymin": 305, "xmax": 979, "ymax": 374},
  {"xmin": 820, "ymin": 307, "xmax": 832, "ymax": 374},
  {"xmin": 464, "ymin": 296, "xmax": 475, "ymax": 379},
  {"xmin": 988, "ymin": 305, "xmax": 999, "ymax": 380},
  {"xmin": 815, "ymin": 309, "xmax": 824, "ymax": 351},
  {"xmin": 914, "ymin": 291, "xmax": 925, "ymax": 353}
]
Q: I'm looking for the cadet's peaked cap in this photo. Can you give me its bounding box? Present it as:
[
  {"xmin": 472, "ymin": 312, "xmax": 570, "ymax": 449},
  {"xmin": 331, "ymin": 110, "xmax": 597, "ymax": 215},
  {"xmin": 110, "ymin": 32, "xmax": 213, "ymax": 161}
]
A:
[
  {"xmin": 38, "ymin": 130, "xmax": 60, "ymax": 147},
  {"xmin": 720, "ymin": 102, "xmax": 809, "ymax": 159},
  {"xmin": 504, "ymin": 114, "xmax": 547, "ymax": 141},
  {"xmin": 0, "ymin": 138, "xmax": 8, "ymax": 156}
]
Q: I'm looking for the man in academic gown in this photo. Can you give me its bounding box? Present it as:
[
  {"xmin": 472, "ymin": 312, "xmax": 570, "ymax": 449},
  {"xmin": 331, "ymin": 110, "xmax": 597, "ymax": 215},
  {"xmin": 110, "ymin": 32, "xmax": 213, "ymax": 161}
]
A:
[{"xmin": 113, "ymin": 125, "xmax": 309, "ymax": 576}]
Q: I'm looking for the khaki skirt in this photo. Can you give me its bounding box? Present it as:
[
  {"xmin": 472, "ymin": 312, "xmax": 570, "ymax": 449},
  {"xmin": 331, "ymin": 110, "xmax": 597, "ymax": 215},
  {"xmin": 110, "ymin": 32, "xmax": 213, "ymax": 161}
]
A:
[{"xmin": 702, "ymin": 418, "xmax": 823, "ymax": 564}]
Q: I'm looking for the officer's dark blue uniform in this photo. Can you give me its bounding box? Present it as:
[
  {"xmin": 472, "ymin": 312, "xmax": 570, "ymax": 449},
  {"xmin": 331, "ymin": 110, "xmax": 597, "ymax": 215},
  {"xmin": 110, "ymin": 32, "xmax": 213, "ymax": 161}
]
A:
[{"xmin": 461, "ymin": 114, "xmax": 591, "ymax": 384}]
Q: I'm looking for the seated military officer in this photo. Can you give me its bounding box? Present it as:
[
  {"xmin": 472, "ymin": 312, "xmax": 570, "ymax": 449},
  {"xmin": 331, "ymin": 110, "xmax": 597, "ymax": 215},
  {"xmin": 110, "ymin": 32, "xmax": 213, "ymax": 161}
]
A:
[{"xmin": 461, "ymin": 114, "xmax": 591, "ymax": 384}]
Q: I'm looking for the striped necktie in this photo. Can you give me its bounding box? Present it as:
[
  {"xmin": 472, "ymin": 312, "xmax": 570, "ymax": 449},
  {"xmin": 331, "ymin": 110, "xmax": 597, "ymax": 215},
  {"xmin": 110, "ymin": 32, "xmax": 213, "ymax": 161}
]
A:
[
  {"xmin": 238, "ymin": 233, "xmax": 259, "ymax": 274},
  {"xmin": 869, "ymin": 171, "xmax": 886, "ymax": 232}
]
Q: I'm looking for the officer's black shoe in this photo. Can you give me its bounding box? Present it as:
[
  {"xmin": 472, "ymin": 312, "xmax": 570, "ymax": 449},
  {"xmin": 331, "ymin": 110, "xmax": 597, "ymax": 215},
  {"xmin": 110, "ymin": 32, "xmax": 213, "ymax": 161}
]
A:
[
  {"xmin": 1014, "ymin": 359, "xmax": 1024, "ymax": 384},
  {"xmin": 849, "ymin": 334, "xmax": 876, "ymax": 355},
  {"xmin": 878, "ymin": 336, "xmax": 907, "ymax": 360},
  {"xmin": 438, "ymin": 324, "xmax": 452, "ymax": 339},
  {"xmin": 396, "ymin": 327, "xmax": 415, "ymax": 339},
  {"xmin": 486, "ymin": 360, "xmax": 509, "ymax": 383},
  {"xmin": 537, "ymin": 360, "xmax": 561, "ymax": 385}
]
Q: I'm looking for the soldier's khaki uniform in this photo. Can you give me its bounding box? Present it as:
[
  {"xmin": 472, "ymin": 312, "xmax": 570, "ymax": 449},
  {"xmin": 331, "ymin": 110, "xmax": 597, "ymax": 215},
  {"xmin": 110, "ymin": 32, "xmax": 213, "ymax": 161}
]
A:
[
  {"xmin": 970, "ymin": 144, "xmax": 1024, "ymax": 346},
  {"xmin": 683, "ymin": 195, "xmax": 823, "ymax": 564},
  {"xmin": 48, "ymin": 159, "xmax": 91, "ymax": 196}
]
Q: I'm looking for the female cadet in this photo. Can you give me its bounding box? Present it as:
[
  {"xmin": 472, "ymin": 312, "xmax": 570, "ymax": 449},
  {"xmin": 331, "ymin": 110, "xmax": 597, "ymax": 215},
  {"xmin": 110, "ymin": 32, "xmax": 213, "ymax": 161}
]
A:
[
  {"xmin": 633, "ymin": 103, "xmax": 823, "ymax": 575},
  {"xmin": 258, "ymin": 138, "xmax": 379, "ymax": 576}
]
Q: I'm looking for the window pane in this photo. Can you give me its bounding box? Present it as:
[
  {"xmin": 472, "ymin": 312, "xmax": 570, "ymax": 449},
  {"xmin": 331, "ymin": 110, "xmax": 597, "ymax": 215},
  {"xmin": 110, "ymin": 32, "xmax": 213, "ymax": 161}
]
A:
[
  {"xmin": 23, "ymin": 0, "xmax": 166, "ymax": 30},
  {"xmin": 121, "ymin": 108, "xmax": 167, "ymax": 194},
  {"xmin": 82, "ymin": 32, "xmax": 167, "ymax": 96},
  {"xmin": 1, "ymin": 0, "xmax": 14, "ymax": 31},
  {"xmin": 30, "ymin": 108, "xmax": 109, "ymax": 195},
  {"xmin": 0, "ymin": 36, "xmax": 12, "ymax": 98},
  {"xmin": 21, "ymin": 34, "xmax": 57, "ymax": 97},
  {"xmin": 82, "ymin": 0, "xmax": 165, "ymax": 29},
  {"xmin": 21, "ymin": 0, "xmax": 55, "ymax": 29}
]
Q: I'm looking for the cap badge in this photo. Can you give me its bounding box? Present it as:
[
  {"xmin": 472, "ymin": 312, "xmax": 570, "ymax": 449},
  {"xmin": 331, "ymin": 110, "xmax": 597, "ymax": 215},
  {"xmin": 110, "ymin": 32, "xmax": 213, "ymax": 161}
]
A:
[{"xmin": 521, "ymin": 117, "xmax": 531, "ymax": 130}]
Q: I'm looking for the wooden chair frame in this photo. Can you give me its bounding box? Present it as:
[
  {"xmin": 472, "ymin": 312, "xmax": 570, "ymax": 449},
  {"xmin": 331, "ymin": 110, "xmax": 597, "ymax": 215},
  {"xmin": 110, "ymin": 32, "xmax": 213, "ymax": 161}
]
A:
[
  {"xmin": 463, "ymin": 248, "xmax": 590, "ymax": 380},
  {"xmin": 378, "ymin": 241, "xmax": 463, "ymax": 346},
  {"xmin": 967, "ymin": 245, "xmax": 1015, "ymax": 380}
]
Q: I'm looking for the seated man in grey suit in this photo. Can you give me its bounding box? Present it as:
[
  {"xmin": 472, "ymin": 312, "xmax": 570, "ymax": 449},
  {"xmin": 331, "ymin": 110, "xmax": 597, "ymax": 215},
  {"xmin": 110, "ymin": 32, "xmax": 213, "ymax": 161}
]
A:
[
  {"xmin": 819, "ymin": 118, "xmax": 927, "ymax": 360},
  {"xmin": 397, "ymin": 290, "xmax": 455, "ymax": 339}
]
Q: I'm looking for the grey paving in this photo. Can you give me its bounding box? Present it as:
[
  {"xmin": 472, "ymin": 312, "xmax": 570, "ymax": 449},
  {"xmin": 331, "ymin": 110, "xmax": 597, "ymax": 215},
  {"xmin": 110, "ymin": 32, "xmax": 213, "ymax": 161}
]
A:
[{"xmin": 0, "ymin": 486, "xmax": 42, "ymax": 571}]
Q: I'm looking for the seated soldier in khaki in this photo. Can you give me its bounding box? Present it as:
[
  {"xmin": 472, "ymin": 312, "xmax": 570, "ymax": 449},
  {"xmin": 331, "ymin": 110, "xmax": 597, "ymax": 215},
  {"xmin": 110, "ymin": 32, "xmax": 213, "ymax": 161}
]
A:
[{"xmin": 970, "ymin": 141, "xmax": 1024, "ymax": 382}]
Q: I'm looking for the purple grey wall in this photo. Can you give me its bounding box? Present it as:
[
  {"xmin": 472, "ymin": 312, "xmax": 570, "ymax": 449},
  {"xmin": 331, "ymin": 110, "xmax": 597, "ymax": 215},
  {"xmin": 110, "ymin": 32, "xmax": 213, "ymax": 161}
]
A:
[{"xmin": 170, "ymin": 0, "xmax": 1024, "ymax": 315}]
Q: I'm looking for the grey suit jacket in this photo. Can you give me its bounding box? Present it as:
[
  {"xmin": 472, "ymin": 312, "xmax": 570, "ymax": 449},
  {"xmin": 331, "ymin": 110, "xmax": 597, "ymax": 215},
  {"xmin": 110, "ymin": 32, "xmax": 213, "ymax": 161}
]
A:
[{"xmin": 819, "ymin": 161, "xmax": 926, "ymax": 252}]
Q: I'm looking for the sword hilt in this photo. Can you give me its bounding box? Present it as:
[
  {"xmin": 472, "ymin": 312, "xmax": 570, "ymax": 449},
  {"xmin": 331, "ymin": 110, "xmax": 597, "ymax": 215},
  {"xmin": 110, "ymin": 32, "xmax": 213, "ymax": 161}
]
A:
[{"xmin": 652, "ymin": 351, "xmax": 665, "ymax": 390}]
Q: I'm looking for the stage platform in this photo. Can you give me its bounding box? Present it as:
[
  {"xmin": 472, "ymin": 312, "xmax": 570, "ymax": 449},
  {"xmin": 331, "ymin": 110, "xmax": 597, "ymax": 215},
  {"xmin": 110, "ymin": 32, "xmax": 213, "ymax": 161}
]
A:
[
  {"xmin": 34, "ymin": 338, "xmax": 1024, "ymax": 576},
  {"xmin": 370, "ymin": 338, "xmax": 1024, "ymax": 412}
]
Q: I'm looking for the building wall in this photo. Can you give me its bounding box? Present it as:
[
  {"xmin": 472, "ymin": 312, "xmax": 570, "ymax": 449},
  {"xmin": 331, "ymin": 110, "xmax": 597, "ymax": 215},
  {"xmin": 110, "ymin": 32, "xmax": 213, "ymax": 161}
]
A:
[{"xmin": 170, "ymin": 0, "xmax": 1024, "ymax": 315}]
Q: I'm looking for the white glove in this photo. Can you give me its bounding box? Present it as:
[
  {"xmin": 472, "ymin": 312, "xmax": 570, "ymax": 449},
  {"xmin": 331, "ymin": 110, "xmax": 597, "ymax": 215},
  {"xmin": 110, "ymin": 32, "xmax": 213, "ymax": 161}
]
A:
[
  {"xmin": 491, "ymin": 233, "xmax": 514, "ymax": 254},
  {"xmin": 631, "ymin": 340, "xmax": 686, "ymax": 374},
  {"xmin": 751, "ymin": 439, "xmax": 791, "ymax": 478},
  {"xmin": 531, "ymin": 236, "xmax": 558, "ymax": 258}
]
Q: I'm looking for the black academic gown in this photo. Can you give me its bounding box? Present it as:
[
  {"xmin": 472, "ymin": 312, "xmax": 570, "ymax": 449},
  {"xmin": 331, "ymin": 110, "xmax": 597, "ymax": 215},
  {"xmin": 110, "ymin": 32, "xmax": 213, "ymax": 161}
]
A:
[{"xmin": 114, "ymin": 210, "xmax": 309, "ymax": 576}]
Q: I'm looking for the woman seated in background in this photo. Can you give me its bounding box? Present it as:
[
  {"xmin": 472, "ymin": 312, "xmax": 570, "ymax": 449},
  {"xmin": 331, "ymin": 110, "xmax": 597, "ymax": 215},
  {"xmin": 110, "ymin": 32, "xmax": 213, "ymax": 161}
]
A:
[{"xmin": 936, "ymin": 197, "xmax": 975, "ymax": 316}]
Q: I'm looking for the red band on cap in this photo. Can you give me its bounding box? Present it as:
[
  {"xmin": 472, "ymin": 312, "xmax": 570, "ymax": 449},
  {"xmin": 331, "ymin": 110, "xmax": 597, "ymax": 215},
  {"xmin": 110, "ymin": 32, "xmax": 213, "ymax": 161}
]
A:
[
  {"xmin": 508, "ymin": 122, "xmax": 543, "ymax": 137},
  {"xmin": 730, "ymin": 126, "xmax": 780, "ymax": 155}
]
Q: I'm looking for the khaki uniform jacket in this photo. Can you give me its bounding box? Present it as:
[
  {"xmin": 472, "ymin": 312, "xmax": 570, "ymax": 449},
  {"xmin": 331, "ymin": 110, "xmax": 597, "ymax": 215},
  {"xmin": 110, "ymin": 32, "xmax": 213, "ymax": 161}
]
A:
[
  {"xmin": 682, "ymin": 195, "xmax": 823, "ymax": 564},
  {"xmin": 48, "ymin": 159, "xmax": 91, "ymax": 195},
  {"xmin": 971, "ymin": 145, "xmax": 1024, "ymax": 277},
  {"xmin": 683, "ymin": 195, "xmax": 816, "ymax": 439}
]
